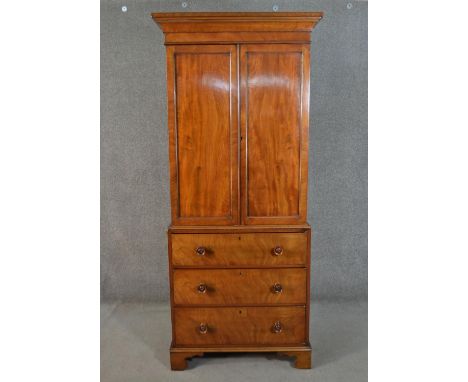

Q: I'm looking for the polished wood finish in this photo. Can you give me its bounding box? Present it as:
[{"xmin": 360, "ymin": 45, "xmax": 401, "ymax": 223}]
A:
[
  {"xmin": 166, "ymin": 44, "xmax": 239, "ymax": 225},
  {"xmin": 168, "ymin": 224, "xmax": 311, "ymax": 234},
  {"xmin": 170, "ymin": 351, "xmax": 203, "ymax": 370},
  {"xmin": 240, "ymin": 44, "xmax": 310, "ymax": 225},
  {"xmin": 171, "ymin": 232, "xmax": 307, "ymax": 267},
  {"xmin": 170, "ymin": 346, "xmax": 311, "ymax": 370},
  {"xmin": 173, "ymin": 268, "xmax": 306, "ymax": 305},
  {"xmin": 153, "ymin": 12, "xmax": 323, "ymax": 44},
  {"xmin": 278, "ymin": 350, "xmax": 312, "ymax": 368},
  {"xmin": 153, "ymin": 12, "xmax": 321, "ymax": 370},
  {"xmin": 166, "ymin": 227, "xmax": 312, "ymax": 369},
  {"xmin": 164, "ymin": 31, "xmax": 313, "ymax": 45},
  {"xmin": 174, "ymin": 306, "xmax": 306, "ymax": 346},
  {"xmin": 171, "ymin": 345, "xmax": 311, "ymax": 352}
]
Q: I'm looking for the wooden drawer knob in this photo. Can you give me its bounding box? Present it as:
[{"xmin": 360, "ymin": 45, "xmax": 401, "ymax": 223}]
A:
[
  {"xmin": 197, "ymin": 283, "xmax": 207, "ymax": 293},
  {"xmin": 273, "ymin": 246, "xmax": 283, "ymax": 256},
  {"xmin": 198, "ymin": 323, "xmax": 208, "ymax": 334},
  {"xmin": 272, "ymin": 282, "xmax": 283, "ymax": 294},
  {"xmin": 272, "ymin": 321, "xmax": 282, "ymax": 334},
  {"xmin": 195, "ymin": 246, "xmax": 206, "ymax": 256}
]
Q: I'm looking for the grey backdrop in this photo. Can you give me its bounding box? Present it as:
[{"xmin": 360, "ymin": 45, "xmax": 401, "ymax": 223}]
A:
[{"xmin": 101, "ymin": 0, "xmax": 367, "ymax": 302}]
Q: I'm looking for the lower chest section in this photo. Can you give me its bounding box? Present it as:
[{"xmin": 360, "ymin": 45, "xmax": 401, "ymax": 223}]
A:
[{"xmin": 168, "ymin": 228, "xmax": 311, "ymax": 347}]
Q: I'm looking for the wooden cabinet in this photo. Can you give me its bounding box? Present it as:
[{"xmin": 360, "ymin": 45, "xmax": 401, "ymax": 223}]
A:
[{"xmin": 153, "ymin": 12, "xmax": 322, "ymax": 370}]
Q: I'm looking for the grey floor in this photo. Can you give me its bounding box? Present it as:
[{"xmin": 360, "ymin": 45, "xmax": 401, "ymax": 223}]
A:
[{"xmin": 101, "ymin": 301, "xmax": 367, "ymax": 382}]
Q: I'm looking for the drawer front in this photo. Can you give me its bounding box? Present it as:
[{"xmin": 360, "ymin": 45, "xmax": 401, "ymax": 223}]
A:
[
  {"xmin": 171, "ymin": 232, "xmax": 307, "ymax": 266},
  {"xmin": 174, "ymin": 306, "xmax": 306, "ymax": 346},
  {"xmin": 173, "ymin": 268, "xmax": 306, "ymax": 305}
]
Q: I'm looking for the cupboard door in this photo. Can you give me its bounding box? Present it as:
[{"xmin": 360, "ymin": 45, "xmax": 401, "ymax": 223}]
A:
[
  {"xmin": 166, "ymin": 45, "xmax": 239, "ymax": 225},
  {"xmin": 240, "ymin": 44, "xmax": 310, "ymax": 225}
]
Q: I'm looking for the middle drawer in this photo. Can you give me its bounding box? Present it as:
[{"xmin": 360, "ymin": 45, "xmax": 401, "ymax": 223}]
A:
[{"xmin": 173, "ymin": 268, "xmax": 307, "ymax": 305}]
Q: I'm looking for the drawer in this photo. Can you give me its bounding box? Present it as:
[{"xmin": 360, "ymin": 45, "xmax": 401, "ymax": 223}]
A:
[
  {"xmin": 174, "ymin": 306, "xmax": 306, "ymax": 346},
  {"xmin": 171, "ymin": 232, "xmax": 307, "ymax": 266},
  {"xmin": 173, "ymin": 268, "xmax": 306, "ymax": 305}
]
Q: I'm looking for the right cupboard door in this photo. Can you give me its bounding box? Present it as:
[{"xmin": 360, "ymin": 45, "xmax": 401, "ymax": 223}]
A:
[{"xmin": 240, "ymin": 44, "xmax": 310, "ymax": 225}]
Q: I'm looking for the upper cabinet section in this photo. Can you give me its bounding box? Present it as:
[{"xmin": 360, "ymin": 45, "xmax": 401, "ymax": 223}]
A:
[
  {"xmin": 154, "ymin": 13, "xmax": 322, "ymax": 227},
  {"xmin": 152, "ymin": 12, "xmax": 323, "ymax": 44}
]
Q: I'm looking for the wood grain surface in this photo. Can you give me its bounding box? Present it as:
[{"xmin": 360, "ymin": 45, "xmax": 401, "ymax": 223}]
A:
[
  {"xmin": 240, "ymin": 44, "xmax": 310, "ymax": 225},
  {"xmin": 173, "ymin": 268, "xmax": 306, "ymax": 305},
  {"xmin": 174, "ymin": 306, "xmax": 306, "ymax": 346},
  {"xmin": 171, "ymin": 232, "xmax": 307, "ymax": 267},
  {"xmin": 153, "ymin": 12, "xmax": 321, "ymax": 370},
  {"xmin": 153, "ymin": 12, "xmax": 323, "ymax": 44},
  {"xmin": 166, "ymin": 45, "xmax": 239, "ymax": 225}
]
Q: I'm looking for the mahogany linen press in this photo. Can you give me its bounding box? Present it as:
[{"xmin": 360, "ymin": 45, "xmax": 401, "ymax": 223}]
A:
[{"xmin": 152, "ymin": 12, "xmax": 323, "ymax": 370}]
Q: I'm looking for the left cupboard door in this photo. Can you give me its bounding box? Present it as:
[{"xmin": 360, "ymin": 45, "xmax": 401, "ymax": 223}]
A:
[{"xmin": 166, "ymin": 45, "xmax": 239, "ymax": 225}]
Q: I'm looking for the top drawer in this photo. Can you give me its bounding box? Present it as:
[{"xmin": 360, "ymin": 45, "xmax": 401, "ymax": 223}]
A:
[{"xmin": 171, "ymin": 232, "xmax": 307, "ymax": 267}]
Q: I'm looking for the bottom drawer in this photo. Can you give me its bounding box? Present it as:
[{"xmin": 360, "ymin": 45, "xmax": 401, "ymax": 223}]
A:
[{"xmin": 174, "ymin": 306, "xmax": 306, "ymax": 346}]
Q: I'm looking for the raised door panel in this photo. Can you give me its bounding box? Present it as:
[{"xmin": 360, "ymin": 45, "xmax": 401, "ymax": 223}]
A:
[
  {"xmin": 166, "ymin": 45, "xmax": 239, "ymax": 225},
  {"xmin": 240, "ymin": 44, "xmax": 310, "ymax": 225}
]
